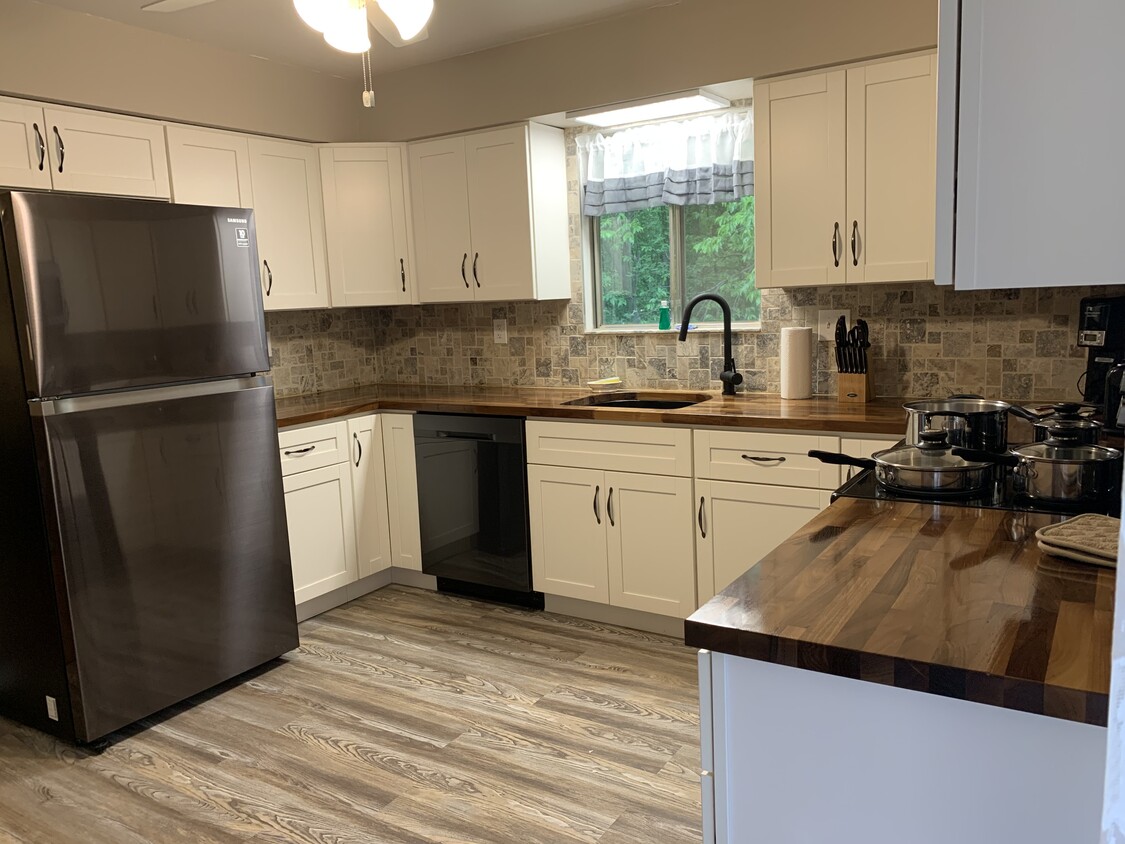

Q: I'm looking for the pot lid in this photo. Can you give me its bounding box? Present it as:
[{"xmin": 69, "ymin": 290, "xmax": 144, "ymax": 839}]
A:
[
  {"xmin": 1013, "ymin": 441, "xmax": 1123, "ymax": 462},
  {"xmin": 875, "ymin": 430, "xmax": 993, "ymax": 471},
  {"xmin": 903, "ymin": 397, "xmax": 1011, "ymax": 414}
]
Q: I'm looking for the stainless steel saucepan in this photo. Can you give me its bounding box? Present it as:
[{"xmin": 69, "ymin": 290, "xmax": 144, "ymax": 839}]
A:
[{"xmin": 904, "ymin": 396, "xmax": 1011, "ymax": 453}]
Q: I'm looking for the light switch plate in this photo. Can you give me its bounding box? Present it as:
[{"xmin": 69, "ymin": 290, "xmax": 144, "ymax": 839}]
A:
[
  {"xmin": 493, "ymin": 318, "xmax": 508, "ymax": 344},
  {"xmin": 817, "ymin": 309, "xmax": 851, "ymax": 342}
]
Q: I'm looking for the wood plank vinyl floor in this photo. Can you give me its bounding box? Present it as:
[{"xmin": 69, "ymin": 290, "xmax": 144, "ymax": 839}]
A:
[{"xmin": 0, "ymin": 586, "xmax": 702, "ymax": 844}]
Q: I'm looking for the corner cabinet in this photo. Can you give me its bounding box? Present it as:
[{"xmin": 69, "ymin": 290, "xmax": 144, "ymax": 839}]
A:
[
  {"xmin": 348, "ymin": 415, "xmax": 393, "ymax": 578},
  {"xmin": 320, "ymin": 145, "xmax": 415, "ymax": 307},
  {"xmin": 936, "ymin": 0, "xmax": 1125, "ymax": 289},
  {"xmin": 755, "ymin": 52, "xmax": 936, "ymax": 288},
  {"xmin": 247, "ymin": 138, "xmax": 330, "ymax": 311},
  {"xmin": 408, "ymin": 123, "xmax": 570, "ymax": 304},
  {"xmin": 380, "ymin": 413, "xmax": 423, "ymax": 571}
]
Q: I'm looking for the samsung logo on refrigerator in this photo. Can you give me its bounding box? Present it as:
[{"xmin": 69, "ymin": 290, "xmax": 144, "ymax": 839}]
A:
[{"xmin": 226, "ymin": 217, "xmax": 248, "ymax": 224}]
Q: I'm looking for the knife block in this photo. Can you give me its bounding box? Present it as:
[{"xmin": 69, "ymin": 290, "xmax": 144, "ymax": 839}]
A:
[{"xmin": 838, "ymin": 372, "xmax": 874, "ymax": 403}]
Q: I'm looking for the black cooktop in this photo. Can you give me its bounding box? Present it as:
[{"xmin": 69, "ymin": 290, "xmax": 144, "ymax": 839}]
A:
[{"xmin": 832, "ymin": 468, "xmax": 1119, "ymax": 517}]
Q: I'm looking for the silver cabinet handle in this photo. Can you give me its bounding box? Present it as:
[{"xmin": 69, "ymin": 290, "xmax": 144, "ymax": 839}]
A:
[
  {"xmin": 284, "ymin": 445, "xmax": 315, "ymax": 456},
  {"xmin": 400, "ymin": 257, "xmax": 406, "ymax": 293},
  {"xmin": 353, "ymin": 432, "xmax": 362, "ymax": 467},
  {"xmin": 607, "ymin": 487, "xmax": 615, "ymax": 527},
  {"xmin": 593, "ymin": 485, "xmax": 601, "ymax": 525},
  {"xmin": 32, "ymin": 124, "xmax": 45, "ymax": 171},
  {"xmin": 52, "ymin": 126, "xmax": 64, "ymax": 173},
  {"xmin": 461, "ymin": 253, "xmax": 469, "ymax": 288},
  {"xmin": 742, "ymin": 454, "xmax": 787, "ymax": 464},
  {"xmin": 698, "ymin": 496, "xmax": 706, "ymax": 538},
  {"xmin": 473, "ymin": 252, "xmax": 480, "ymax": 288},
  {"xmin": 263, "ymin": 260, "xmax": 273, "ymax": 296}
]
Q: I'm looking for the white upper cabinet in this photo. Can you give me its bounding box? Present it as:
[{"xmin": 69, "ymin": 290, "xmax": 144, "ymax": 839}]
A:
[
  {"xmin": 247, "ymin": 137, "xmax": 330, "ymax": 311},
  {"xmin": 755, "ymin": 71, "xmax": 847, "ymax": 288},
  {"xmin": 846, "ymin": 54, "xmax": 937, "ymax": 284},
  {"xmin": 166, "ymin": 125, "xmax": 253, "ymax": 207},
  {"xmin": 937, "ymin": 0, "xmax": 1125, "ymax": 289},
  {"xmin": 408, "ymin": 123, "xmax": 569, "ymax": 304},
  {"xmin": 756, "ymin": 53, "xmax": 936, "ymax": 288},
  {"xmin": 320, "ymin": 145, "xmax": 414, "ymax": 307},
  {"xmin": 43, "ymin": 107, "xmax": 170, "ymax": 199},
  {"xmin": 0, "ymin": 98, "xmax": 51, "ymax": 190}
]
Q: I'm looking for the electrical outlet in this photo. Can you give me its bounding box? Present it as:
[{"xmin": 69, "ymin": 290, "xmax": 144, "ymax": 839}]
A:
[
  {"xmin": 817, "ymin": 309, "xmax": 851, "ymax": 342},
  {"xmin": 493, "ymin": 318, "xmax": 508, "ymax": 344}
]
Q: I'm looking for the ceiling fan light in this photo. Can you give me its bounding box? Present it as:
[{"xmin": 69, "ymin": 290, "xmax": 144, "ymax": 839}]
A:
[
  {"xmin": 376, "ymin": 0, "xmax": 433, "ymax": 41},
  {"xmin": 294, "ymin": 0, "xmax": 347, "ymax": 33},
  {"xmin": 323, "ymin": 0, "xmax": 371, "ymax": 53}
]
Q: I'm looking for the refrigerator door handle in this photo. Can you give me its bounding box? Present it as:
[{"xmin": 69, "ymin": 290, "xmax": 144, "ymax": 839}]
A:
[{"xmin": 29, "ymin": 375, "xmax": 274, "ymax": 417}]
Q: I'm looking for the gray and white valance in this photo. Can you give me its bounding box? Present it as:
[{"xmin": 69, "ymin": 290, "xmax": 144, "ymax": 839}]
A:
[{"xmin": 577, "ymin": 111, "xmax": 753, "ymax": 217}]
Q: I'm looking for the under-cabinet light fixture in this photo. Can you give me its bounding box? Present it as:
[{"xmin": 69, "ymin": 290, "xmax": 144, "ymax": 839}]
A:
[{"xmin": 567, "ymin": 90, "xmax": 730, "ymax": 128}]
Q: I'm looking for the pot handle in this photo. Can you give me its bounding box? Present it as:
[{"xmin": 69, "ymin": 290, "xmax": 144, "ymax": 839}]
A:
[
  {"xmin": 1008, "ymin": 405, "xmax": 1041, "ymax": 423},
  {"xmin": 951, "ymin": 447, "xmax": 1020, "ymax": 468},
  {"xmin": 808, "ymin": 450, "xmax": 876, "ymax": 470}
]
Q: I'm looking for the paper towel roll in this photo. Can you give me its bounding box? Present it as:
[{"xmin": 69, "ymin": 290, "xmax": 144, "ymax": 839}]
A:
[{"xmin": 780, "ymin": 326, "xmax": 813, "ymax": 399}]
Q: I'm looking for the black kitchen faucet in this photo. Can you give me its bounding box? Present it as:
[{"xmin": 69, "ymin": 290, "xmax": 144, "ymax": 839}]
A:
[{"xmin": 678, "ymin": 293, "xmax": 743, "ymax": 396}]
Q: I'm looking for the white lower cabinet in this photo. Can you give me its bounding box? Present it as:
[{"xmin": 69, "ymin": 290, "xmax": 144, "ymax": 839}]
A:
[
  {"xmin": 380, "ymin": 413, "xmax": 423, "ymax": 571},
  {"xmin": 348, "ymin": 415, "xmax": 392, "ymax": 578},
  {"xmin": 695, "ymin": 480, "xmax": 833, "ymax": 603},
  {"xmin": 527, "ymin": 462, "xmax": 696, "ymax": 617},
  {"xmin": 283, "ymin": 462, "xmax": 358, "ymax": 605},
  {"xmin": 528, "ymin": 465, "xmax": 609, "ymax": 603}
]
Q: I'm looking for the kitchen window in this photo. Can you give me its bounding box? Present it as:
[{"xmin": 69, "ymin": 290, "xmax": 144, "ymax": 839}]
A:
[{"xmin": 579, "ymin": 110, "xmax": 757, "ymax": 330}]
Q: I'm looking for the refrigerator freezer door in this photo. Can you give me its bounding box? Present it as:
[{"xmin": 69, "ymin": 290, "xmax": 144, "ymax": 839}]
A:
[
  {"xmin": 35, "ymin": 378, "xmax": 296, "ymax": 741},
  {"xmin": 2, "ymin": 191, "xmax": 268, "ymax": 398}
]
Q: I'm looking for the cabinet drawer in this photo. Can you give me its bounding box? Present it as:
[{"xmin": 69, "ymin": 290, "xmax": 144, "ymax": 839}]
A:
[
  {"xmin": 694, "ymin": 430, "xmax": 841, "ymax": 488},
  {"xmin": 278, "ymin": 420, "xmax": 350, "ymax": 476},
  {"xmin": 527, "ymin": 420, "xmax": 692, "ymax": 476}
]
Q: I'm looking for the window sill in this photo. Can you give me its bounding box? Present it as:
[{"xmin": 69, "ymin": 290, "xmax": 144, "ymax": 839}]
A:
[{"xmin": 584, "ymin": 322, "xmax": 762, "ymax": 336}]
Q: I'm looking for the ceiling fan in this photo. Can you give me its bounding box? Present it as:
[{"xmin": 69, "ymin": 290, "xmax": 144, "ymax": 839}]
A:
[{"xmin": 139, "ymin": 0, "xmax": 433, "ymax": 50}]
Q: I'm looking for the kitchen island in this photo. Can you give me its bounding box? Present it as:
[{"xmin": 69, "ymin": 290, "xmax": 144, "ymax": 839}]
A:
[{"xmin": 686, "ymin": 497, "xmax": 1112, "ymax": 844}]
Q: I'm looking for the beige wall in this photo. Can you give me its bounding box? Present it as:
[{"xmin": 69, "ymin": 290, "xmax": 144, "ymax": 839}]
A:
[
  {"xmin": 365, "ymin": 0, "xmax": 938, "ymax": 141},
  {"xmin": 0, "ymin": 0, "xmax": 369, "ymax": 141}
]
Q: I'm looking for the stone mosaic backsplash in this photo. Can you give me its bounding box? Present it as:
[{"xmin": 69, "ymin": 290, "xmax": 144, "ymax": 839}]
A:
[{"xmin": 266, "ymin": 282, "xmax": 1125, "ymax": 403}]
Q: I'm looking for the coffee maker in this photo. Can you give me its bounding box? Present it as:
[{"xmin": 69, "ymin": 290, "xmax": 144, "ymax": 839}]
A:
[{"xmin": 1078, "ymin": 295, "xmax": 1125, "ymax": 431}]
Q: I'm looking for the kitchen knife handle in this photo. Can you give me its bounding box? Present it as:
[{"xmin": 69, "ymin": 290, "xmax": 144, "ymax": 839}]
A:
[
  {"xmin": 32, "ymin": 124, "xmax": 45, "ymax": 171},
  {"xmin": 832, "ymin": 222, "xmax": 841, "ymax": 268},
  {"xmin": 851, "ymin": 221, "xmax": 859, "ymax": 266}
]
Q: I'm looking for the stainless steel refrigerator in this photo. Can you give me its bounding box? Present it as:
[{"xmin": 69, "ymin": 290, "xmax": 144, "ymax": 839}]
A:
[{"xmin": 0, "ymin": 191, "xmax": 298, "ymax": 743}]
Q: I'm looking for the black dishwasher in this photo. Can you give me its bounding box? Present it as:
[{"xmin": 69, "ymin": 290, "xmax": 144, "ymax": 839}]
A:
[{"xmin": 413, "ymin": 414, "xmax": 542, "ymax": 608}]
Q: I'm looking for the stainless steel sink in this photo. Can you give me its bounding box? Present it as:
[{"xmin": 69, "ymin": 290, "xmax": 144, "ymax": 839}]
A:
[{"xmin": 561, "ymin": 391, "xmax": 711, "ymax": 410}]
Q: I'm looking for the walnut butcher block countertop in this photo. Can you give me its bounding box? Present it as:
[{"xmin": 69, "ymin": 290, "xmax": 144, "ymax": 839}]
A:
[
  {"xmin": 685, "ymin": 497, "xmax": 1114, "ymax": 726},
  {"xmin": 274, "ymin": 384, "xmax": 911, "ymax": 433}
]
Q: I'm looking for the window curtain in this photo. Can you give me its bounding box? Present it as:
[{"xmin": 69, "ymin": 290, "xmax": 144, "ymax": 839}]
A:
[{"xmin": 577, "ymin": 111, "xmax": 753, "ymax": 217}]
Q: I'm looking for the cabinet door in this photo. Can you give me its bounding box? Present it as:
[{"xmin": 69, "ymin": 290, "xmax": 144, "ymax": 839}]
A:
[
  {"xmin": 283, "ymin": 463, "xmax": 358, "ymax": 604},
  {"xmin": 465, "ymin": 126, "xmax": 534, "ymax": 302},
  {"xmin": 43, "ymin": 108, "xmax": 170, "ymax": 198},
  {"xmin": 605, "ymin": 471, "xmax": 696, "ymax": 618},
  {"xmin": 695, "ymin": 480, "xmax": 829, "ymax": 604},
  {"xmin": 320, "ymin": 146, "xmax": 413, "ymax": 307},
  {"xmin": 247, "ymin": 138, "xmax": 330, "ymax": 311},
  {"xmin": 166, "ymin": 125, "xmax": 253, "ymax": 207},
  {"xmin": 754, "ymin": 72, "xmax": 847, "ymax": 288},
  {"xmin": 846, "ymin": 55, "xmax": 937, "ymax": 284},
  {"xmin": 408, "ymin": 136, "xmax": 474, "ymax": 303},
  {"xmin": 527, "ymin": 464, "xmax": 609, "ymax": 603},
  {"xmin": 951, "ymin": 0, "xmax": 1125, "ymax": 290},
  {"xmin": 380, "ymin": 414, "xmax": 422, "ymax": 571},
  {"xmin": 348, "ymin": 415, "xmax": 392, "ymax": 579},
  {"xmin": 0, "ymin": 99, "xmax": 51, "ymax": 189}
]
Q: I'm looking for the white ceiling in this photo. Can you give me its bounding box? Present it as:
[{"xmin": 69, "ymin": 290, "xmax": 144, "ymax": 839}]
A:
[{"xmin": 36, "ymin": 0, "xmax": 672, "ymax": 79}]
